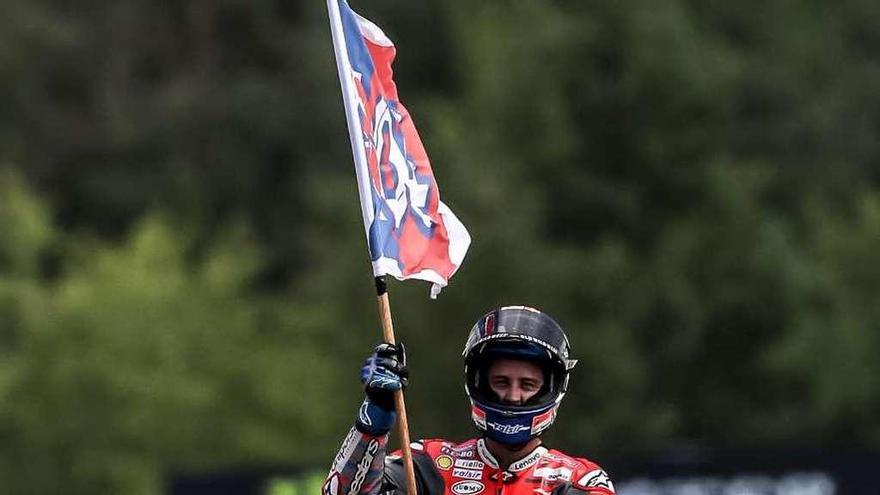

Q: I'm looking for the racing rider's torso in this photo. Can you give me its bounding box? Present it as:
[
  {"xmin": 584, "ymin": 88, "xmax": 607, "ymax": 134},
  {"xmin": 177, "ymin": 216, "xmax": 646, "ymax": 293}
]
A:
[{"xmin": 384, "ymin": 438, "xmax": 615, "ymax": 495}]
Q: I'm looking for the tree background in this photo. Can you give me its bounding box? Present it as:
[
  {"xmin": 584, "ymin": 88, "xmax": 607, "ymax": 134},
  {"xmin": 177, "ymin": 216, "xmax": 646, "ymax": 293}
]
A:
[{"xmin": 1, "ymin": 0, "xmax": 879, "ymax": 493}]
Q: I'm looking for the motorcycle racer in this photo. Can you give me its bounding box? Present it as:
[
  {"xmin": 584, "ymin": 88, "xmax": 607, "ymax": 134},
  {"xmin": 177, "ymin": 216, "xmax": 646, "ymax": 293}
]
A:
[{"xmin": 324, "ymin": 306, "xmax": 615, "ymax": 495}]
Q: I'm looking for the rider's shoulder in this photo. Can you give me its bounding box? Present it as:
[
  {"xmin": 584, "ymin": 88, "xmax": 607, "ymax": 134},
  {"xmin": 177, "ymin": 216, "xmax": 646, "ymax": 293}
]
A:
[
  {"xmin": 543, "ymin": 448, "xmax": 604, "ymax": 470},
  {"xmin": 543, "ymin": 449, "xmax": 614, "ymax": 494}
]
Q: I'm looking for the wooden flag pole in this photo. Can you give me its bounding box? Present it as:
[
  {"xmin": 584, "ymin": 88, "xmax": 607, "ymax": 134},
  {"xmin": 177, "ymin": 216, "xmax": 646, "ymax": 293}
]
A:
[
  {"xmin": 327, "ymin": 2, "xmax": 464, "ymax": 492},
  {"xmin": 375, "ymin": 276, "xmax": 419, "ymax": 495}
]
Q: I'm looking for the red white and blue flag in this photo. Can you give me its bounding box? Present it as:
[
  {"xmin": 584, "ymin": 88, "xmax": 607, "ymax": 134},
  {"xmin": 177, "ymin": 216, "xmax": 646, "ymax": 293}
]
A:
[{"xmin": 326, "ymin": 0, "xmax": 470, "ymax": 297}]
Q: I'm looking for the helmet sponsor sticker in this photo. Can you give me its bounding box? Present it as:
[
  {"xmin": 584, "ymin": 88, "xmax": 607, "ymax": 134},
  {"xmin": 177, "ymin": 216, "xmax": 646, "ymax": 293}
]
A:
[
  {"xmin": 436, "ymin": 455, "xmax": 454, "ymax": 470},
  {"xmin": 530, "ymin": 407, "xmax": 557, "ymax": 435},
  {"xmin": 577, "ymin": 469, "xmax": 614, "ymax": 491},
  {"xmin": 509, "ymin": 447, "xmax": 547, "ymax": 472},
  {"xmin": 453, "ymin": 468, "xmax": 483, "ymax": 480},
  {"xmin": 452, "ymin": 481, "xmax": 485, "ymax": 495},
  {"xmin": 455, "ymin": 459, "xmax": 485, "ymax": 470},
  {"xmin": 471, "ymin": 406, "xmax": 487, "ymax": 430},
  {"xmin": 487, "ymin": 422, "xmax": 530, "ymax": 435},
  {"xmin": 483, "ymin": 313, "xmax": 496, "ymax": 336}
]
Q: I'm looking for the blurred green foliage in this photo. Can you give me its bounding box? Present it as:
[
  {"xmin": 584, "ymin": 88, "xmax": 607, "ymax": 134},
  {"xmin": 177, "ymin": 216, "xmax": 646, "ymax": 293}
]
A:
[
  {"xmin": 265, "ymin": 471, "xmax": 325, "ymax": 495},
  {"xmin": 0, "ymin": 169, "xmax": 345, "ymax": 493},
  {"xmin": 1, "ymin": 0, "xmax": 880, "ymax": 493}
]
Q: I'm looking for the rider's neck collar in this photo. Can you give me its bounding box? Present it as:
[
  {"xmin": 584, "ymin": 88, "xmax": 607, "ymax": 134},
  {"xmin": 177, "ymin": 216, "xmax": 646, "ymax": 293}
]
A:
[{"xmin": 477, "ymin": 438, "xmax": 547, "ymax": 472}]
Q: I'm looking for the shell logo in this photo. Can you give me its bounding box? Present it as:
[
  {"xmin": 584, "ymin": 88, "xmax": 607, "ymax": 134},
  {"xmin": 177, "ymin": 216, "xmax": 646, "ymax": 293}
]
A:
[{"xmin": 435, "ymin": 455, "xmax": 454, "ymax": 470}]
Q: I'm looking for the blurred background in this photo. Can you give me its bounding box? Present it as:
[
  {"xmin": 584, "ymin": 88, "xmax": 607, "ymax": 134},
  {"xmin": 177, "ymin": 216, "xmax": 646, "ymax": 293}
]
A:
[{"xmin": 2, "ymin": 0, "xmax": 879, "ymax": 494}]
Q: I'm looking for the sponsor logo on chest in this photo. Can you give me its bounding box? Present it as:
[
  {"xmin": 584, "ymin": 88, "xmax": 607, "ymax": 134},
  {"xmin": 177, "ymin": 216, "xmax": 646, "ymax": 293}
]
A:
[
  {"xmin": 509, "ymin": 448, "xmax": 545, "ymax": 472},
  {"xmin": 436, "ymin": 455, "xmax": 454, "ymax": 470},
  {"xmin": 490, "ymin": 471, "xmax": 517, "ymax": 483},
  {"xmin": 441, "ymin": 444, "xmax": 477, "ymax": 459},
  {"xmin": 454, "ymin": 459, "xmax": 485, "ymax": 470},
  {"xmin": 452, "ymin": 480, "xmax": 485, "ymax": 495},
  {"xmin": 453, "ymin": 468, "xmax": 483, "ymax": 481},
  {"xmin": 532, "ymin": 466, "xmax": 573, "ymax": 483}
]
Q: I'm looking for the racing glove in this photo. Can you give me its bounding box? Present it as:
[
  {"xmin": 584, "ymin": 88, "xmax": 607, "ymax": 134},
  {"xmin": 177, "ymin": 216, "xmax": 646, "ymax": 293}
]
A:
[{"xmin": 356, "ymin": 342, "xmax": 408, "ymax": 436}]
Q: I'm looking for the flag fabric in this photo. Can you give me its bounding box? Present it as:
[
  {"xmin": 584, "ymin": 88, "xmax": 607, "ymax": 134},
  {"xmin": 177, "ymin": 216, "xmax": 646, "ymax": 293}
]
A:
[{"xmin": 326, "ymin": 0, "xmax": 470, "ymax": 297}]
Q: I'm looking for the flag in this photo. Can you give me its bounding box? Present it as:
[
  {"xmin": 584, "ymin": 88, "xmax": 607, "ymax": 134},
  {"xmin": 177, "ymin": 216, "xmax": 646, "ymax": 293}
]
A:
[{"xmin": 326, "ymin": 0, "xmax": 470, "ymax": 297}]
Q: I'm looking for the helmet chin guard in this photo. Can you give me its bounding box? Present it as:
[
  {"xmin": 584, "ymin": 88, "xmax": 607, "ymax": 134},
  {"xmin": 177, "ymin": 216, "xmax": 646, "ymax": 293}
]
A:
[
  {"xmin": 463, "ymin": 306, "xmax": 576, "ymax": 445},
  {"xmin": 470, "ymin": 400, "xmax": 561, "ymax": 445}
]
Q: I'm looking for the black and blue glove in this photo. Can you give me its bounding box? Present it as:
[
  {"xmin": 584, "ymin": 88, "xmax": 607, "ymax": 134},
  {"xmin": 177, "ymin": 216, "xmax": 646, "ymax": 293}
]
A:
[{"xmin": 355, "ymin": 342, "xmax": 408, "ymax": 435}]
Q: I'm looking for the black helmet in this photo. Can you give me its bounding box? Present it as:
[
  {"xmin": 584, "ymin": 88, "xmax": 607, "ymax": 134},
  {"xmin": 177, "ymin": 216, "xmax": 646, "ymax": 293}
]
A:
[{"xmin": 463, "ymin": 306, "xmax": 577, "ymax": 445}]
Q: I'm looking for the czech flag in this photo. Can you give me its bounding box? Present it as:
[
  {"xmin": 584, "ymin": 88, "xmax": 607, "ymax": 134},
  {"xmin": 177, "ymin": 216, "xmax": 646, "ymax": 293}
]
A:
[{"xmin": 326, "ymin": 0, "xmax": 471, "ymax": 297}]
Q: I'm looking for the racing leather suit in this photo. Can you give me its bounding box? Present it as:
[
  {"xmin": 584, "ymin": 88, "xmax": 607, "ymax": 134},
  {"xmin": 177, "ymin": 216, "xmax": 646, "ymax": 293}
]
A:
[{"xmin": 324, "ymin": 427, "xmax": 616, "ymax": 495}]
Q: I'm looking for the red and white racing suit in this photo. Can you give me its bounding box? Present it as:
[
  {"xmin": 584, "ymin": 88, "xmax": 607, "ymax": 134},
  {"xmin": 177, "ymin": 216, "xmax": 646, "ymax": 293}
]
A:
[{"xmin": 324, "ymin": 428, "xmax": 615, "ymax": 495}]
